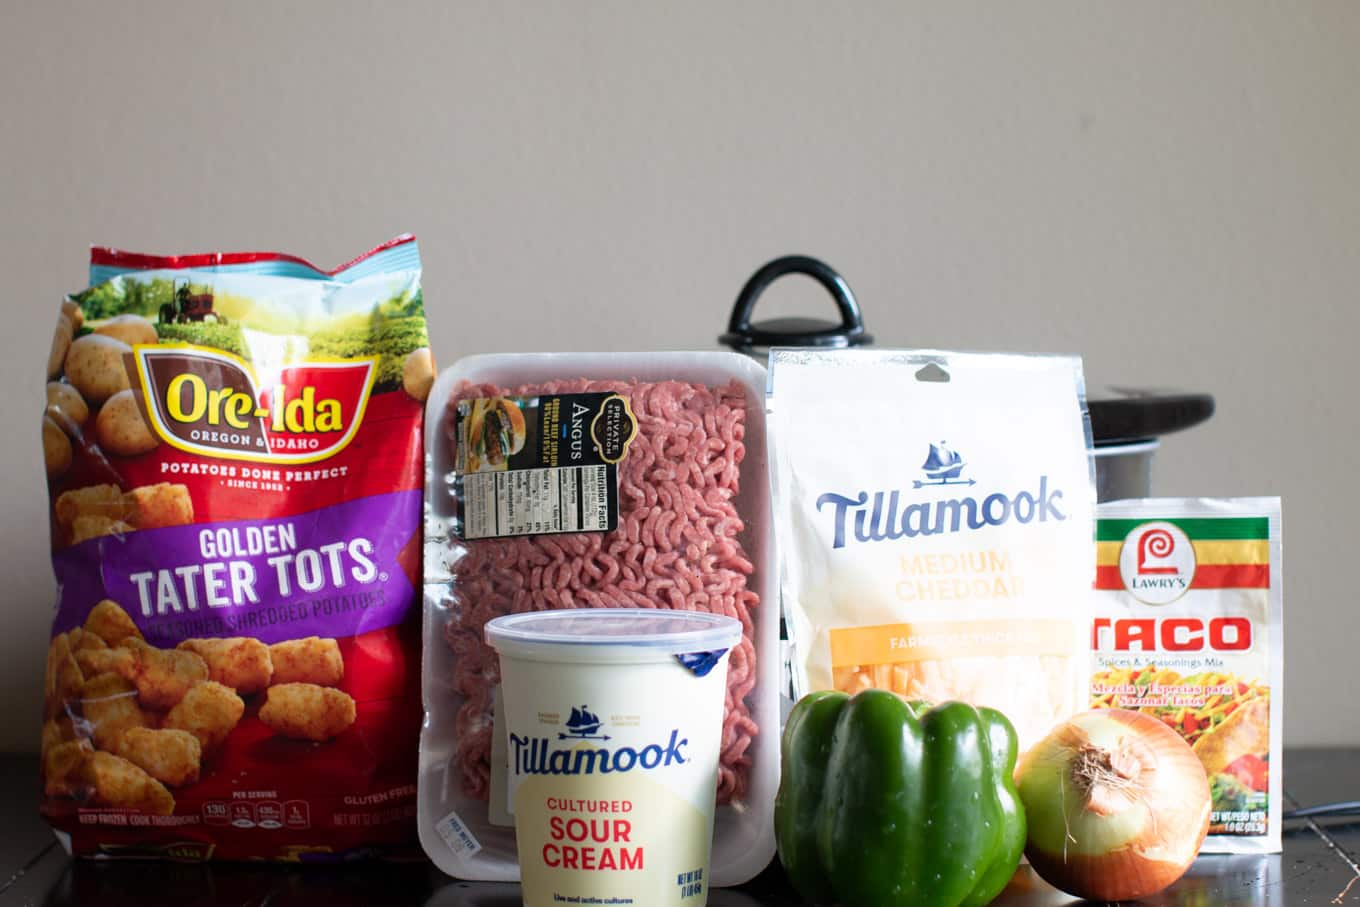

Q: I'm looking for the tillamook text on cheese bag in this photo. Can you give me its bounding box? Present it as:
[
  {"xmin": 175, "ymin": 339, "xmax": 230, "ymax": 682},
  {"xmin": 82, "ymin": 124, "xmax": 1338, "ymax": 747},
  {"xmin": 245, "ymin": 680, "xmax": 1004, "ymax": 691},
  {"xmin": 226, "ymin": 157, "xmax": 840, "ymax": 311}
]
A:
[
  {"xmin": 768, "ymin": 350, "xmax": 1096, "ymax": 752},
  {"xmin": 38, "ymin": 237, "xmax": 432, "ymax": 860},
  {"xmin": 1090, "ymin": 498, "xmax": 1283, "ymax": 854}
]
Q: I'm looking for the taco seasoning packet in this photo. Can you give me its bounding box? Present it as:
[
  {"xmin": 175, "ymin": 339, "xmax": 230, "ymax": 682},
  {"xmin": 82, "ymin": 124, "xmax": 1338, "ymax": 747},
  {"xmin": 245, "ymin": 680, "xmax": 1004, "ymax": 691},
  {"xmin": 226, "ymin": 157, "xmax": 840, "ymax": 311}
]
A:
[
  {"xmin": 767, "ymin": 349, "xmax": 1097, "ymax": 753},
  {"xmin": 38, "ymin": 236, "xmax": 433, "ymax": 860},
  {"xmin": 1091, "ymin": 498, "xmax": 1283, "ymax": 853}
]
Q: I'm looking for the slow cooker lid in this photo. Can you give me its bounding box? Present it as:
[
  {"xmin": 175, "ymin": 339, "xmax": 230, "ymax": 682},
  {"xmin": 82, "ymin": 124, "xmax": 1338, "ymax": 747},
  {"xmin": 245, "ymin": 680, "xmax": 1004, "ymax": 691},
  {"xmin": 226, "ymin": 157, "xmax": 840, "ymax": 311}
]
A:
[
  {"xmin": 721, "ymin": 257, "xmax": 1215, "ymax": 444},
  {"xmin": 1087, "ymin": 388, "xmax": 1215, "ymax": 446},
  {"xmin": 719, "ymin": 255, "xmax": 872, "ymax": 351}
]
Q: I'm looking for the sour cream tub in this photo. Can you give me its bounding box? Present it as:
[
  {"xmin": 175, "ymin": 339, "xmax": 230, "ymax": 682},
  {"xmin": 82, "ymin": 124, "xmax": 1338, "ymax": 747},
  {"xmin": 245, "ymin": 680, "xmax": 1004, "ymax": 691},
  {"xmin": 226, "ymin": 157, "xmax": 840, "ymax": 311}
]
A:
[{"xmin": 485, "ymin": 608, "xmax": 744, "ymax": 907}]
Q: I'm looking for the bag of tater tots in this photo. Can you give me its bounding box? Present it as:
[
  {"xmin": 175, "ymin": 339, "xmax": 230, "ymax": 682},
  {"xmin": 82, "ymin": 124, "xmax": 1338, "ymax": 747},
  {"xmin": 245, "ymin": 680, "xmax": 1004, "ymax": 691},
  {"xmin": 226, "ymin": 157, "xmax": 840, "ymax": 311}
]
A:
[{"xmin": 39, "ymin": 236, "xmax": 433, "ymax": 860}]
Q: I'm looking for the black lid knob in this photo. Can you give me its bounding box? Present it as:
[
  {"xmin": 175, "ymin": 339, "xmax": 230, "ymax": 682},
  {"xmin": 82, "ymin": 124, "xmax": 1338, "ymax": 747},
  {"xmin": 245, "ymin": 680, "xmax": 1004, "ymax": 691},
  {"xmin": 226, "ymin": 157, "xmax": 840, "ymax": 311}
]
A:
[{"xmin": 720, "ymin": 255, "xmax": 872, "ymax": 351}]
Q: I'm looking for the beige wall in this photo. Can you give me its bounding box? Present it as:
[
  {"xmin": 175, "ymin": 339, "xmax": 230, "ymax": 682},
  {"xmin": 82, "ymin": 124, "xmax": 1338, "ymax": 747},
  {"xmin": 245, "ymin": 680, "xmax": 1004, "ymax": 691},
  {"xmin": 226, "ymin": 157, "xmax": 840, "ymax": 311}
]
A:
[{"xmin": 2, "ymin": 2, "xmax": 1356, "ymax": 750}]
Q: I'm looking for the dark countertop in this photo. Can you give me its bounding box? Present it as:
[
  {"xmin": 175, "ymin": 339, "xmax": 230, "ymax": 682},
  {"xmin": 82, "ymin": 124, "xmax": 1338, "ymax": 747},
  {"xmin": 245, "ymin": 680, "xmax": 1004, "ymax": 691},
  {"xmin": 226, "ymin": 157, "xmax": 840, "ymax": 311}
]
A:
[{"xmin": 4, "ymin": 749, "xmax": 1357, "ymax": 905}]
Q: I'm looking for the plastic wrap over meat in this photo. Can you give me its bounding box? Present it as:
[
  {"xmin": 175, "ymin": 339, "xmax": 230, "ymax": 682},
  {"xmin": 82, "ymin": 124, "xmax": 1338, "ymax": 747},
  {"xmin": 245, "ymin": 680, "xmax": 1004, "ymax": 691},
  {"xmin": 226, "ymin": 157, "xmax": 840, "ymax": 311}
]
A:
[{"xmin": 443, "ymin": 378, "xmax": 760, "ymax": 804}]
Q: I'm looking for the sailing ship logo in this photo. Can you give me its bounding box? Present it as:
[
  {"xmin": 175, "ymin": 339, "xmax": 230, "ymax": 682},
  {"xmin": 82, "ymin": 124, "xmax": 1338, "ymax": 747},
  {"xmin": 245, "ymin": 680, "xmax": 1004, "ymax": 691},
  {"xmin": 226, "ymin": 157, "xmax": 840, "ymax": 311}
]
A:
[
  {"xmin": 913, "ymin": 441, "xmax": 976, "ymax": 488},
  {"xmin": 560, "ymin": 705, "xmax": 611, "ymax": 741}
]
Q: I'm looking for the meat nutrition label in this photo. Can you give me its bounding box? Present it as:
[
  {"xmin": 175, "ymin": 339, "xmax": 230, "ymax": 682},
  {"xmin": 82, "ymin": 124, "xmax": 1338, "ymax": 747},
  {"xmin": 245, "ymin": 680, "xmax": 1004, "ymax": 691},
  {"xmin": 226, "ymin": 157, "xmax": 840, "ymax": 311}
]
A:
[{"xmin": 463, "ymin": 465, "xmax": 611, "ymax": 539}]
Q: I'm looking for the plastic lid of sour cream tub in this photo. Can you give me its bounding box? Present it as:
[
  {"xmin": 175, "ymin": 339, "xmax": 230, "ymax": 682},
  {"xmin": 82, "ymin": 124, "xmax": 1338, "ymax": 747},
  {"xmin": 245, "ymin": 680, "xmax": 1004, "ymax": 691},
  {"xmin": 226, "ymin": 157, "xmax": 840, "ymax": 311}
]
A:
[{"xmin": 485, "ymin": 608, "xmax": 743, "ymax": 664}]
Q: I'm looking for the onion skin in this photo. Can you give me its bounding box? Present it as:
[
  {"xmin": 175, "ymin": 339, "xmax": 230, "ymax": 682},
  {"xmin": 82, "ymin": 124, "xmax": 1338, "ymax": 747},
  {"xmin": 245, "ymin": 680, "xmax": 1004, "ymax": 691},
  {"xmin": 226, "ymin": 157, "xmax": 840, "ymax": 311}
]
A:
[{"xmin": 1017, "ymin": 708, "xmax": 1211, "ymax": 902}]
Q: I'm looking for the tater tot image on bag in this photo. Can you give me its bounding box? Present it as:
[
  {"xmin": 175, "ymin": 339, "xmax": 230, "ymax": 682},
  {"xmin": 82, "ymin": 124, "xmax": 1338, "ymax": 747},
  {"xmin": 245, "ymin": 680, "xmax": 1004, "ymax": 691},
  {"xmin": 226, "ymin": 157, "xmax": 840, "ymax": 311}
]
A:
[
  {"xmin": 80, "ymin": 672, "xmax": 150, "ymax": 752},
  {"xmin": 269, "ymin": 637, "xmax": 343, "ymax": 686},
  {"xmin": 117, "ymin": 728, "xmax": 201, "ymax": 788},
  {"xmin": 163, "ymin": 681, "xmax": 245, "ymax": 751},
  {"xmin": 54, "ymin": 485, "xmax": 131, "ymax": 535},
  {"xmin": 115, "ymin": 639, "xmax": 209, "ymax": 710},
  {"xmin": 259, "ymin": 683, "xmax": 356, "ymax": 742},
  {"xmin": 75, "ymin": 646, "xmax": 122, "ymax": 678},
  {"xmin": 44, "ymin": 633, "xmax": 82, "ymax": 718},
  {"xmin": 40, "ymin": 717, "xmax": 77, "ymax": 756},
  {"xmin": 84, "ymin": 600, "xmax": 144, "ymax": 647},
  {"xmin": 67, "ymin": 627, "xmax": 108, "ymax": 653},
  {"xmin": 178, "ymin": 638, "xmax": 272, "ymax": 694},
  {"xmin": 43, "ymin": 739, "xmax": 93, "ymax": 798},
  {"xmin": 69, "ymin": 516, "xmax": 134, "ymax": 545},
  {"xmin": 46, "ymin": 648, "xmax": 85, "ymax": 721},
  {"xmin": 79, "ymin": 752, "xmax": 175, "ymax": 815},
  {"xmin": 123, "ymin": 483, "xmax": 193, "ymax": 529}
]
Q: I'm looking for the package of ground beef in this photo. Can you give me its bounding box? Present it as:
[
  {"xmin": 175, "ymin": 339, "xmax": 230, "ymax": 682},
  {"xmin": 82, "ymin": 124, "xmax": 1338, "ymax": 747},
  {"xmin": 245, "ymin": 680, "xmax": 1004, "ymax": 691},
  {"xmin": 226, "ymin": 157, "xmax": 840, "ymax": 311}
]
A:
[
  {"xmin": 418, "ymin": 352, "xmax": 777, "ymax": 885},
  {"xmin": 39, "ymin": 236, "xmax": 432, "ymax": 860}
]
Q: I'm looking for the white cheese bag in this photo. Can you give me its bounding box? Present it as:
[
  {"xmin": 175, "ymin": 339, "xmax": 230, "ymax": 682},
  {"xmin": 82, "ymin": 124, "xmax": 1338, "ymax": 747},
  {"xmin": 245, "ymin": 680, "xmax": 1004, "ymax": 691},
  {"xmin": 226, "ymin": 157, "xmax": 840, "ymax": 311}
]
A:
[{"xmin": 768, "ymin": 349, "xmax": 1096, "ymax": 751}]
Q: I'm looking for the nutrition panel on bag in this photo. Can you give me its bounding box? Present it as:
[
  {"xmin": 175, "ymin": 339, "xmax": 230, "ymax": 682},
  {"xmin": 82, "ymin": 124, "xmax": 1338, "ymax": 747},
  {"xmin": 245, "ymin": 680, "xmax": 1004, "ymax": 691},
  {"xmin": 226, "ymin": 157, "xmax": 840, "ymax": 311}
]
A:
[{"xmin": 462, "ymin": 465, "xmax": 612, "ymax": 539}]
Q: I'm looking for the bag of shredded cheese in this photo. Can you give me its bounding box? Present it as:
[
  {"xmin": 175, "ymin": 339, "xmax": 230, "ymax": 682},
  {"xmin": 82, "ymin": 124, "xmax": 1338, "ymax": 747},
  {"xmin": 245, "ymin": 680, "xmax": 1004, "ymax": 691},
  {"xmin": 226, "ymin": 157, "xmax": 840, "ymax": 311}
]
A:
[
  {"xmin": 1091, "ymin": 498, "xmax": 1283, "ymax": 853},
  {"xmin": 767, "ymin": 349, "xmax": 1096, "ymax": 752}
]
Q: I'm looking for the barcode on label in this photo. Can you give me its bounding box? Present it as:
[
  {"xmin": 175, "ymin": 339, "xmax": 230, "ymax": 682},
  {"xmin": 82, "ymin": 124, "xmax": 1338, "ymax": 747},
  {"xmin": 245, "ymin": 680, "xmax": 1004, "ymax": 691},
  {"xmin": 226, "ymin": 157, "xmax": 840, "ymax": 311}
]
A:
[
  {"xmin": 436, "ymin": 809, "xmax": 482, "ymax": 858},
  {"xmin": 464, "ymin": 465, "xmax": 612, "ymax": 539}
]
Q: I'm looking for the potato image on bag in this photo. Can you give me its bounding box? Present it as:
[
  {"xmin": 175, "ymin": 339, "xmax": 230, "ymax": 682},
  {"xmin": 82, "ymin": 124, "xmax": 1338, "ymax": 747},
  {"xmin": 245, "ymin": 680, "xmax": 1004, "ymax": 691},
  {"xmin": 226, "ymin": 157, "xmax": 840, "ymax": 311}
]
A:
[
  {"xmin": 95, "ymin": 389, "xmax": 158, "ymax": 457},
  {"xmin": 47, "ymin": 312, "xmax": 74, "ymax": 380},
  {"xmin": 84, "ymin": 599, "xmax": 144, "ymax": 647},
  {"xmin": 269, "ymin": 637, "xmax": 343, "ymax": 686},
  {"xmin": 117, "ymin": 727, "xmax": 201, "ymax": 788},
  {"xmin": 178, "ymin": 638, "xmax": 272, "ymax": 694},
  {"xmin": 259, "ymin": 683, "xmax": 356, "ymax": 742},
  {"xmin": 402, "ymin": 347, "xmax": 435, "ymax": 402},
  {"xmin": 114, "ymin": 639, "xmax": 209, "ymax": 710},
  {"xmin": 43, "ymin": 414, "xmax": 72, "ymax": 477},
  {"xmin": 123, "ymin": 483, "xmax": 193, "ymax": 529},
  {"xmin": 80, "ymin": 672, "xmax": 150, "ymax": 751},
  {"xmin": 61, "ymin": 299, "xmax": 84, "ymax": 331},
  {"xmin": 79, "ymin": 751, "xmax": 175, "ymax": 815},
  {"xmin": 64, "ymin": 334, "xmax": 133, "ymax": 405},
  {"xmin": 46, "ymin": 382, "xmax": 90, "ymax": 426},
  {"xmin": 163, "ymin": 681, "xmax": 244, "ymax": 751},
  {"xmin": 93, "ymin": 314, "xmax": 158, "ymax": 347}
]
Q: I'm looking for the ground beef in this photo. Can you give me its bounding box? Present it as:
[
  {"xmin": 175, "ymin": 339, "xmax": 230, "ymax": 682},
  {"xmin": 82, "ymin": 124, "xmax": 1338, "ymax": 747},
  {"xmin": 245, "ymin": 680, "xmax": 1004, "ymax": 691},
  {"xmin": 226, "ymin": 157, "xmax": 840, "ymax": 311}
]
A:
[{"xmin": 444, "ymin": 378, "xmax": 760, "ymax": 804}]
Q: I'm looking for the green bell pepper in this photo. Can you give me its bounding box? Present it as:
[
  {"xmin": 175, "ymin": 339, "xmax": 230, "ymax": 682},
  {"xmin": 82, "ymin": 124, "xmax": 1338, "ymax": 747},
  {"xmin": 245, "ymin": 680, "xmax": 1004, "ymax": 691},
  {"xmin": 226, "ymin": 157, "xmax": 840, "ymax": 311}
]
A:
[{"xmin": 774, "ymin": 690, "xmax": 1026, "ymax": 907}]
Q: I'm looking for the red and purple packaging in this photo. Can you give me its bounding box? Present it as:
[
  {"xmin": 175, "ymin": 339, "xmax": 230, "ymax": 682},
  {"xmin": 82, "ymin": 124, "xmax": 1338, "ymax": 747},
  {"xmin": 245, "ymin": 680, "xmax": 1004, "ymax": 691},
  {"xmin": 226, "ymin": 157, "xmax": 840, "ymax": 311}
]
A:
[{"xmin": 39, "ymin": 236, "xmax": 432, "ymax": 860}]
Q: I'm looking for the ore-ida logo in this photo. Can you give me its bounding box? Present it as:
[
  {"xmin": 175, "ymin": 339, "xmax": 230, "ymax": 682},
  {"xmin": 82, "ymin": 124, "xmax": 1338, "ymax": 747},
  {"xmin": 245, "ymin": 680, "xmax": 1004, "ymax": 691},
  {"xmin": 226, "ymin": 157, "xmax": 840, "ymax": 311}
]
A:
[
  {"xmin": 1119, "ymin": 521, "xmax": 1196, "ymax": 604},
  {"xmin": 134, "ymin": 344, "xmax": 377, "ymax": 465}
]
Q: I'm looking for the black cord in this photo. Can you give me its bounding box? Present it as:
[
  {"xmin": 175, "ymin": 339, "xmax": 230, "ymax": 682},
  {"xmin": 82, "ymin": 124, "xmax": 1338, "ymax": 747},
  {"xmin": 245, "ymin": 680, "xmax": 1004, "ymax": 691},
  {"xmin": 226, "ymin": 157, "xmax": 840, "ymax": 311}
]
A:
[{"xmin": 1283, "ymin": 800, "xmax": 1360, "ymax": 820}]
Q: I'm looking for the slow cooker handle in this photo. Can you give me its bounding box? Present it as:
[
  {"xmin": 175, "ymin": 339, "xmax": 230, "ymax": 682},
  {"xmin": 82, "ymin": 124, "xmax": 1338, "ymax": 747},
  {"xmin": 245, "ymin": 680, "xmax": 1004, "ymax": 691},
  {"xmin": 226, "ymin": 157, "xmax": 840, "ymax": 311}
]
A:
[{"xmin": 720, "ymin": 255, "xmax": 871, "ymax": 350}]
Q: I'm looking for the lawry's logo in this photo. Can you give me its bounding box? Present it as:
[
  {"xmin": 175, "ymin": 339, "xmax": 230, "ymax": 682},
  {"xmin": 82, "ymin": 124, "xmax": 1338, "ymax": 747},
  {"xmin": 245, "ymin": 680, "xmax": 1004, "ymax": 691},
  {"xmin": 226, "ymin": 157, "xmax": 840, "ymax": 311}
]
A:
[
  {"xmin": 913, "ymin": 441, "xmax": 975, "ymax": 488},
  {"xmin": 1119, "ymin": 522, "xmax": 1196, "ymax": 604},
  {"xmin": 511, "ymin": 707, "xmax": 689, "ymax": 778},
  {"xmin": 135, "ymin": 344, "xmax": 377, "ymax": 465},
  {"xmin": 817, "ymin": 475, "xmax": 1067, "ymax": 550},
  {"xmin": 560, "ymin": 705, "xmax": 609, "ymax": 741}
]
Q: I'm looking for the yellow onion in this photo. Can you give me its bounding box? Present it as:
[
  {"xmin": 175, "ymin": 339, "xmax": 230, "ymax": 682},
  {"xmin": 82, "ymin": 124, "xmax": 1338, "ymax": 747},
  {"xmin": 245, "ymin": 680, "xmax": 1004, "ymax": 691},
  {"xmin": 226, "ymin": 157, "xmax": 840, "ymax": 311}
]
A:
[{"xmin": 1016, "ymin": 708, "xmax": 1211, "ymax": 902}]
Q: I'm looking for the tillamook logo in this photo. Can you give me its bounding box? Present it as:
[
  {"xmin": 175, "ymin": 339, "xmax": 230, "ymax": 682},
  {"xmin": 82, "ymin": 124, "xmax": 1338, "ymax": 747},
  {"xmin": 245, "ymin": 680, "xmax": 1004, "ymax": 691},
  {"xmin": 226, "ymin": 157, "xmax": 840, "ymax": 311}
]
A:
[
  {"xmin": 1118, "ymin": 522, "xmax": 1196, "ymax": 604},
  {"xmin": 511, "ymin": 707, "xmax": 689, "ymax": 777},
  {"xmin": 817, "ymin": 476, "xmax": 1067, "ymax": 550},
  {"xmin": 134, "ymin": 345, "xmax": 377, "ymax": 465}
]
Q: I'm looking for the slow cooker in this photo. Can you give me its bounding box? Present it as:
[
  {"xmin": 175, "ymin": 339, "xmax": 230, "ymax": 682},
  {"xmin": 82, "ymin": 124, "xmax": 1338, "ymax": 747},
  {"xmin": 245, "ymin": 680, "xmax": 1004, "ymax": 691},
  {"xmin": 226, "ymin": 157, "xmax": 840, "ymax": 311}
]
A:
[{"xmin": 720, "ymin": 255, "xmax": 1214, "ymax": 501}]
